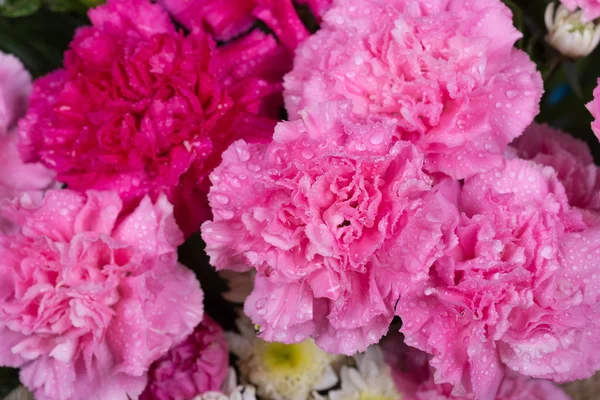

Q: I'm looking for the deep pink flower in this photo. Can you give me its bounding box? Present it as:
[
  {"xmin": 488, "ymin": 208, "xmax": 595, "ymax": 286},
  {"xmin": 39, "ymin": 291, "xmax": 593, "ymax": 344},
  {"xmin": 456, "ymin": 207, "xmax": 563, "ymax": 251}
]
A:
[
  {"xmin": 397, "ymin": 159, "xmax": 600, "ymax": 399},
  {"xmin": 587, "ymin": 78, "xmax": 600, "ymax": 140},
  {"xmin": 0, "ymin": 190, "xmax": 204, "ymax": 400},
  {"xmin": 141, "ymin": 316, "xmax": 229, "ymax": 400},
  {"xmin": 512, "ymin": 123, "xmax": 600, "ymax": 212},
  {"xmin": 202, "ymin": 102, "xmax": 459, "ymax": 355},
  {"xmin": 561, "ymin": 0, "xmax": 600, "ymax": 21},
  {"xmin": 383, "ymin": 336, "xmax": 570, "ymax": 400},
  {"xmin": 157, "ymin": 0, "xmax": 332, "ymax": 49},
  {"xmin": 284, "ymin": 0, "xmax": 543, "ymax": 179},
  {"xmin": 18, "ymin": 0, "xmax": 290, "ymax": 237}
]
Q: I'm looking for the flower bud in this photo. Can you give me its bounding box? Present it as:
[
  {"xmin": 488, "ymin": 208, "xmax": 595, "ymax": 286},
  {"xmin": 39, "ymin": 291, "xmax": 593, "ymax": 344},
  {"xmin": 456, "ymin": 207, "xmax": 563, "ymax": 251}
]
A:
[{"xmin": 545, "ymin": 2, "xmax": 600, "ymax": 58}]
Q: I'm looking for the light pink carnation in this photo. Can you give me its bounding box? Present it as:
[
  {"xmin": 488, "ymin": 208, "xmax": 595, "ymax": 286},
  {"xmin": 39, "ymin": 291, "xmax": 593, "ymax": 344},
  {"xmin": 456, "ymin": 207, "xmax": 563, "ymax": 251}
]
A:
[
  {"xmin": 512, "ymin": 123, "xmax": 600, "ymax": 212},
  {"xmin": 0, "ymin": 190, "xmax": 204, "ymax": 400},
  {"xmin": 18, "ymin": 0, "xmax": 290, "ymax": 237},
  {"xmin": 0, "ymin": 51, "xmax": 55, "ymax": 231},
  {"xmin": 202, "ymin": 102, "xmax": 459, "ymax": 355},
  {"xmin": 561, "ymin": 0, "xmax": 600, "ymax": 21},
  {"xmin": 382, "ymin": 336, "xmax": 570, "ymax": 400},
  {"xmin": 410, "ymin": 374, "xmax": 570, "ymax": 400},
  {"xmin": 285, "ymin": 0, "xmax": 543, "ymax": 179},
  {"xmin": 140, "ymin": 315, "xmax": 229, "ymax": 400},
  {"xmin": 397, "ymin": 159, "xmax": 600, "ymax": 399},
  {"xmin": 0, "ymin": 135, "xmax": 56, "ymax": 202},
  {"xmin": 587, "ymin": 78, "xmax": 600, "ymax": 140},
  {"xmin": 158, "ymin": 0, "xmax": 332, "ymax": 49},
  {"xmin": 0, "ymin": 52, "xmax": 31, "ymax": 136}
]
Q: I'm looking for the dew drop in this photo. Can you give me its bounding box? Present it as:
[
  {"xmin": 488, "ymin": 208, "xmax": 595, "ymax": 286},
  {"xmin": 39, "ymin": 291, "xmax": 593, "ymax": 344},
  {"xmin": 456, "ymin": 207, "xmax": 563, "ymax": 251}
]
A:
[
  {"xmin": 215, "ymin": 194, "xmax": 230, "ymax": 205},
  {"xmin": 301, "ymin": 149, "xmax": 314, "ymax": 159},
  {"xmin": 235, "ymin": 145, "xmax": 251, "ymax": 162}
]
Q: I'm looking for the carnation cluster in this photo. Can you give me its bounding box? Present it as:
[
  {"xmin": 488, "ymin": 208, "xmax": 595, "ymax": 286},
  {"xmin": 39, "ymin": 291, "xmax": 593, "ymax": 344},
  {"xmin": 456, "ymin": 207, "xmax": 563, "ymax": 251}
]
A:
[{"xmin": 3, "ymin": 0, "xmax": 600, "ymax": 399}]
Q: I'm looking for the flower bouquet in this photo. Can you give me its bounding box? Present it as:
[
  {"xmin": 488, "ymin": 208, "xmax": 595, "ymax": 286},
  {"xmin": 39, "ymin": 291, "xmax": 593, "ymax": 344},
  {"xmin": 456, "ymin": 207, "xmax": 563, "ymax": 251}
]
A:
[{"xmin": 1, "ymin": 0, "xmax": 600, "ymax": 399}]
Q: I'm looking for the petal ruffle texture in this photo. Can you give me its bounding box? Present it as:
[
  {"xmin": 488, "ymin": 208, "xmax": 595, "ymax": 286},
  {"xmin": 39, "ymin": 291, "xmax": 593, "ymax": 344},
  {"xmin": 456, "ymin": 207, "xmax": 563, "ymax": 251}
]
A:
[
  {"xmin": 0, "ymin": 190, "xmax": 204, "ymax": 400},
  {"xmin": 0, "ymin": 52, "xmax": 31, "ymax": 136},
  {"xmin": 157, "ymin": 0, "xmax": 332, "ymax": 48},
  {"xmin": 0, "ymin": 51, "xmax": 56, "ymax": 233},
  {"xmin": 397, "ymin": 159, "xmax": 600, "ymax": 399},
  {"xmin": 202, "ymin": 102, "xmax": 459, "ymax": 355},
  {"xmin": 587, "ymin": 78, "xmax": 600, "ymax": 140},
  {"xmin": 512, "ymin": 123, "xmax": 600, "ymax": 212},
  {"xmin": 284, "ymin": 0, "xmax": 543, "ymax": 179},
  {"xmin": 384, "ymin": 336, "xmax": 571, "ymax": 400}
]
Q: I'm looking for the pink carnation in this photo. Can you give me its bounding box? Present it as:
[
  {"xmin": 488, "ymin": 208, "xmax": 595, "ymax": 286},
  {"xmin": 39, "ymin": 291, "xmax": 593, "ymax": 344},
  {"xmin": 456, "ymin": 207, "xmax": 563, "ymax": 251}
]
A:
[
  {"xmin": 560, "ymin": 0, "xmax": 600, "ymax": 21},
  {"xmin": 0, "ymin": 190, "xmax": 204, "ymax": 400},
  {"xmin": 0, "ymin": 52, "xmax": 31, "ymax": 136},
  {"xmin": 157, "ymin": 0, "xmax": 332, "ymax": 49},
  {"xmin": 202, "ymin": 102, "xmax": 459, "ymax": 355},
  {"xmin": 382, "ymin": 336, "xmax": 570, "ymax": 400},
  {"xmin": 512, "ymin": 123, "xmax": 600, "ymax": 212},
  {"xmin": 141, "ymin": 315, "xmax": 228, "ymax": 400},
  {"xmin": 397, "ymin": 159, "xmax": 600, "ymax": 399},
  {"xmin": 587, "ymin": 78, "xmax": 600, "ymax": 140},
  {"xmin": 18, "ymin": 0, "xmax": 290, "ymax": 237},
  {"xmin": 0, "ymin": 51, "xmax": 55, "ymax": 231},
  {"xmin": 284, "ymin": 0, "xmax": 543, "ymax": 179},
  {"xmin": 0, "ymin": 135, "xmax": 56, "ymax": 203}
]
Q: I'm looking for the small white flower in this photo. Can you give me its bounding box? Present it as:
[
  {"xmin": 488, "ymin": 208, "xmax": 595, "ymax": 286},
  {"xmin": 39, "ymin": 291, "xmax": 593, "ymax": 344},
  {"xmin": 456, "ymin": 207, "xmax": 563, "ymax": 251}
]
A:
[
  {"xmin": 327, "ymin": 346, "xmax": 402, "ymax": 400},
  {"xmin": 545, "ymin": 2, "xmax": 600, "ymax": 58},
  {"xmin": 227, "ymin": 314, "xmax": 341, "ymax": 400},
  {"xmin": 193, "ymin": 368, "xmax": 257, "ymax": 400}
]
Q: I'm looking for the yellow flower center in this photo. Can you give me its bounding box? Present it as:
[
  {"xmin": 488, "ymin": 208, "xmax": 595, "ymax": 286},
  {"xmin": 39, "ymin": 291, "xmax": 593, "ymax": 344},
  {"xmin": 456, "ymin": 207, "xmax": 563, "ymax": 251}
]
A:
[{"xmin": 263, "ymin": 342, "xmax": 309, "ymax": 372}]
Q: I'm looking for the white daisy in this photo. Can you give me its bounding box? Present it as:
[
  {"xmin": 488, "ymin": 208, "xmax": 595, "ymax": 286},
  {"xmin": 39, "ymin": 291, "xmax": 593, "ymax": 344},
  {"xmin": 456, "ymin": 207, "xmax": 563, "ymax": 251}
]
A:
[
  {"xmin": 227, "ymin": 314, "xmax": 341, "ymax": 400},
  {"xmin": 545, "ymin": 3, "xmax": 600, "ymax": 58},
  {"xmin": 327, "ymin": 346, "xmax": 402, "ymax": 400}
]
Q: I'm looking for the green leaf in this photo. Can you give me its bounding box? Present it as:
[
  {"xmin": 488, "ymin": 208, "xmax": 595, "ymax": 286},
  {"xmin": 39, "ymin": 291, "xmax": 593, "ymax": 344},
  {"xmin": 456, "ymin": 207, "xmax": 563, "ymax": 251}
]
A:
[
  {"xmin": 0, "ymin": 9, "xmax": 87, "ymax": 77},
  {"xmin": 78, "ymin": 0, "xmax": 103, "ymax": 7},
  {"xmin": 563, "ymin": 59, "xmax": 584, "ymax": 98},
  {"xmin": 0, "ymin": 0, "xmax": 42, "ymax": 17},
  {"xmin": 0, "ymin": 367, "xmax": 20, "ymax": 398},
  {"xmin": 44, "ymin": 0, "xmax": 86, "ymax": 13}
]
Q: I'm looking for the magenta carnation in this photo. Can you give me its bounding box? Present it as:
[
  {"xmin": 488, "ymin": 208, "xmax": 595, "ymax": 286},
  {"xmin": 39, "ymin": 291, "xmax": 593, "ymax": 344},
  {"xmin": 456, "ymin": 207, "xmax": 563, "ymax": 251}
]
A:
[
  {"xmin": 0, "ymin": 190, "xmax": 204, "ymax": 400},
  {"xmin": 158, "ymin": 0, "xmax": 332, "ymax": 49},
  {"xmin": 284, "ymin": 0, "xmax": 543, "ymax": 179},
  {"xmin": 587, "ymin": 78, "xmax": 600, "ymax": 140},
  {"xmin": 18, "ymin": 0, "xmax": 290, "ymax": 237},
  {"xmin": 202, "ymin": 102, "xmax": 459, "ymax": 355},
  {"xmin": 512, "ymin": 123, "xmax": 600, "ymax": 212},
  {"xmin": 140, "ymin": 315, "xmax": 228, "ymax": 400},
  {"xmin": 560, "ymin": 0, "xmax": 600, "ymax": 21},
  {"xmin": 397, "ymin": 159, "xmax": 600, "ymax": 399}
]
